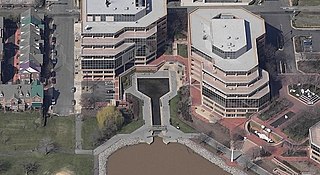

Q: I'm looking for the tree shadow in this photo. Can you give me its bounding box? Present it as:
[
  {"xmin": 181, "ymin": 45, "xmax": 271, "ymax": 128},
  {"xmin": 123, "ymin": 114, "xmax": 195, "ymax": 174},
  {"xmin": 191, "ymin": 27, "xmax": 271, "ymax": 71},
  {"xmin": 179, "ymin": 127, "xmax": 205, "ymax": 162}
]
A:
[
  {"xmin": 1, "ymin": 63, "xmax": 16, "ymax": 83},
  {"xmin": 4, "ymin": 42, "xmax": 19, "ymax": 58},
  {"xmin": 3, "ymin": 18, "xmax": 18, "ymax": 40}
]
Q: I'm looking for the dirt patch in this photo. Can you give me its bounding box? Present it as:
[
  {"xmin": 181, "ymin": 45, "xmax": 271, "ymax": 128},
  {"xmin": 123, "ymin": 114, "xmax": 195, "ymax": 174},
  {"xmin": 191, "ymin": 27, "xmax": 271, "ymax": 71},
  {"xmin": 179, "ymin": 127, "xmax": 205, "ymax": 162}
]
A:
[{"xmin": 55, "ymin": 168, "xmax": 75, "ymax": 175}]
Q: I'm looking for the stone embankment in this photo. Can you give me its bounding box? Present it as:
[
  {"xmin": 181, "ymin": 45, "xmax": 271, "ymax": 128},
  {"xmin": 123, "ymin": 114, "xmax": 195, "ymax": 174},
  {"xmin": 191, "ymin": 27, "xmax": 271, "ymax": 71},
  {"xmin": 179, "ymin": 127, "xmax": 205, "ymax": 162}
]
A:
[
  {"xmin": 99, "ymin": 137, "xmax": 142, "ymax": 175},
  {"xmin": 100, "ymin": 137, "xmax": 247, "ymax": 175},
  {"xmin": 178, "ymin": 138, "xmax": 248, "ymax": 175}
]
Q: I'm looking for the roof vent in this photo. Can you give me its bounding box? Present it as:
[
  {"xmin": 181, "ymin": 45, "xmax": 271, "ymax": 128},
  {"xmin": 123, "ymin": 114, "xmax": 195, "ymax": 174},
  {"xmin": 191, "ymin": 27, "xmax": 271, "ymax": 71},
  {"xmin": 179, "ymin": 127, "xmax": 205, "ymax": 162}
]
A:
[
  {"xmin": 227, "ymin": 36, "xmax": 231, "ymax": 39},
  {"xmin": 125, "ymin": 7, "xmax": 129, "ymax": 10},
  {"xmin": 113, "ymin": 7, "xmax": 117, "ymax": 10},
  {"xmin": 203, "ymin": 35, "xmax": 207, "ymax": 40},
  {"xmin": 235, "ymin": 37, "xmax": 239, "ymax": 40}
]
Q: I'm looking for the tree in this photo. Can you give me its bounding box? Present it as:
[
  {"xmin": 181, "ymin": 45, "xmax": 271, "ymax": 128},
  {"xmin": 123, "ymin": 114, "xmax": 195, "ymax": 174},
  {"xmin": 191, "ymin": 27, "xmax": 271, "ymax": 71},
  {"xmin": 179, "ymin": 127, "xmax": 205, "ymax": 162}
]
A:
[
  {"xmin": 284, "ymin": 141, "xmax": 304, "ymax": 156},
  {"xmin": 37, "ymin": 137, "xmax": 56, "ymax": 155},
  {"xmin": 80, "ymin": 94, "xmax": 96, "ymax": 109},
  {"xmin": 177, "ymin": 86, "xmax": 193, "ymax": 122},
  {"xmin": 96, "ymin": 106, "xmax": 124, "ymax": 129},
  {"xmin": 22, "ymin": 162, "xmax": 39, "ymax": 175},
  {"xmin": 34, "ymin": 0, "xmax": 44, "ymax": 7}
]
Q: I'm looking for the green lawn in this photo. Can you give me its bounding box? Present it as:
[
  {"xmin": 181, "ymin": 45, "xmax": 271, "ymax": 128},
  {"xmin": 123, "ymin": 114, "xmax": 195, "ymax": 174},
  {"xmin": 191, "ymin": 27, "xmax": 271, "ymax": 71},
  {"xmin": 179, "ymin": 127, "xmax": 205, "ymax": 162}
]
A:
[
  {"xmin": 169, "ymin": 95, "xmax": 196, "ymax": 133},
  {"xmin": 0, "ymin": 112, "xmax": 75, "ymax": 152},
  {"xmin": 293, "ymin": 13, "xmax": 320, "ymax": 28},
  {"xmin": 82, "ymin": 117, "xmax": 99, "ymax": 150},
  {"xmin": 118, "ymin": 119, "xmax": 144, "ymax": 134},
  {"xmin": 298, "ymin": 0, "xmax": 320, "ymax": 6},
  {"xmin": 0, "ymin": 153, "xmax": 93, "ymax": 175},
  {"xmin": 283, "ymin": 112, "xmax": 320, "ymax": 142},
  {"xmin": 82, "ymin": 116, "xmax": 145, "ymax": 149},
  {"xmin": 298, "ymin": 61, "xmax": 320, "ymax": 73},
  {"xmin": 177, "ymin": 44, "xmax": 188, "ymax": 58},
  {"xmin": 258, "ymin": 98, "xmax": 292, "ymax": 121},
  {"xmin": 0, "ymin": 112, "xmax": 93, "ymax": 174}
]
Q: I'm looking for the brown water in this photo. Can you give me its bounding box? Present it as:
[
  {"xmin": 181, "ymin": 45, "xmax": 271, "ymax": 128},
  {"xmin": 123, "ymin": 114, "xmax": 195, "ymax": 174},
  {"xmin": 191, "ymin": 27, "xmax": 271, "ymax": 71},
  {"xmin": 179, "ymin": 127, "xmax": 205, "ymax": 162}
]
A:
[{"xmin": 107, "ymin": 138, "xmax": 231, "ymax": 175}]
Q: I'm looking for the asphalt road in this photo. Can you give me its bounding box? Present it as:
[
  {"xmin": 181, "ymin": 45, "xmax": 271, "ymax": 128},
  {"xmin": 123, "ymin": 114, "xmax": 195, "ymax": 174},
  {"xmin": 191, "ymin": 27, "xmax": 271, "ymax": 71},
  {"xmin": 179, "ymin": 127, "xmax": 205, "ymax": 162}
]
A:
[
  {"xmin": 47, "ymin": 0, "xmax": 77, "ymax": 116},
  {"xmin": 51, "ymin": 16, "xmax": 75, "ymax": 116}
]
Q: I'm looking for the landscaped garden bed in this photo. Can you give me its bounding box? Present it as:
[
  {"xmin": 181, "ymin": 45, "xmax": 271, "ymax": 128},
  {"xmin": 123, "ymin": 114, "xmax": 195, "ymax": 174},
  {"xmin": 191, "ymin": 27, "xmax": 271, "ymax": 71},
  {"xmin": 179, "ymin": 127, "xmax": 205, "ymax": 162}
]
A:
[
  {"xmin": 298, "ymin": 60, "xmax": 320, "ymax": 73},
  {"xmin": 259, "ymin": 98, "xmax": 293, "ymax": 121},
  {"xmin": 283, "ymin": 110, "xmax": 320, "ymax": 142},
  {"xmin": 248, "ymin": 121, "xmax": 282, "ymax": 144}
]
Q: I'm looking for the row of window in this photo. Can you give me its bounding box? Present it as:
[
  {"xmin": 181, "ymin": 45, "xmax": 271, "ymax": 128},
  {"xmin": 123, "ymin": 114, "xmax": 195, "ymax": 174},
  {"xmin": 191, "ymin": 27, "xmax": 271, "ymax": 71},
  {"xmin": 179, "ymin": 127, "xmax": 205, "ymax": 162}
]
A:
[
  {"xmin": 202, "ymin": 86, "xmax": 269, "ymax": 108},
  {"xmin": 203, "ymin": 81, "xmax": 269, "ymax": 98},
  {"xmin": 191, "ymin": 46, "xmax": 258, "ymax": 75},
  {"xmin": 87, "ymin": 12, "xmax": 145, "ymax": 22},
  {"xmin": 311, "ymin": 144, "xmax": 320, "ymax": 153},
  {"xmin": 203, "ymin": 70, "xmax": 260, "ymax": 88}
]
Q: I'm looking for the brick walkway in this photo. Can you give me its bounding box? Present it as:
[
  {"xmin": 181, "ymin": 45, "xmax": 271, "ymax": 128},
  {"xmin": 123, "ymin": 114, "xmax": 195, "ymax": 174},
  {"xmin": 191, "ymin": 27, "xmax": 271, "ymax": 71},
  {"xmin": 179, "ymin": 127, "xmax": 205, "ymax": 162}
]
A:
[{"xmin": 150, "ymin": 55, "xmax": 189, "ymax": 84}]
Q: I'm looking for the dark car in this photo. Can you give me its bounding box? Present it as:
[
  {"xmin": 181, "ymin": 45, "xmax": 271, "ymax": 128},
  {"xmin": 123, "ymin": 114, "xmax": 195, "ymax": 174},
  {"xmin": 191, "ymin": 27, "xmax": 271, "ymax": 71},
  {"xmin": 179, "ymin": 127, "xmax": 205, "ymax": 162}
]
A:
[
  {"xmin": 106, "ymin": 90, "xmax": 115, "ymax": 93},
  {"xmin": 51, "ymin": 44, "xmax": 55, "ymax": 50},
  {"xmin": 51, "ymin": 49, "xmax": 57, "ymax": 56},
  {"xmin": 71, "ymin": 87, "xmax": 76, "ymax": 93},
  {"xmin": 51, "ymin": 71, "xmax": 56, "ymax": 77},
  {"xmin": 52, "ymin": 57, "xmax": 57, "ymax": 65},
  {"xmin": 51, "ymin": 98, "xmax": 56, "ymax": 105},
  {"xmin": 51, "ymin": 78, "xmax": 56, "ymax": 84},
  {"xmin": 52, "ymin": 37, "xmax": 56, "ymax": 44},
  {"xmin": 71, "ymin": 100, "xmax": 76, "ymax": 106}
]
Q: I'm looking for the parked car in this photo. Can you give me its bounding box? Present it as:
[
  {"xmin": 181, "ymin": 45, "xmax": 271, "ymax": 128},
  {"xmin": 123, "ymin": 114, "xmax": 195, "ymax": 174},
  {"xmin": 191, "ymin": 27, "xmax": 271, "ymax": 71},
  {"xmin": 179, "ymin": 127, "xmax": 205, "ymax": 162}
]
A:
[
  {"xmin": 51, "ymin": 71, "xmax": 56, "ymax": 77},
  {"xmin": 107, "ymin": 90, "xmax": 115, "ymax": 93},
  {"xmin": 52, "ymin": 37, "xmax": 56, "ymax": 44},
  {"xmin": 51, "ymin": 49, "xmax": 57, "ymax": 56},
  {"xmin": 51, "ymin": 44, "xmax": 55, "ymax": 50},
  {"xmin": 51, "ymin": 98, "xmax": 56, "ymax": 105},
  {"xmin": 71, "ymin": 100, "xmax": 76, "ymax": 106},
  {"xmin": 51, "ymin": 78, "xmax": 56, "ymax": 84},
  {"xmin": 71, "ymin": 87, "xmax": 76, "ymax": 93},
  {"xmin": 52, "ymin": 57, "xmax": 57, "ymax": 65}
]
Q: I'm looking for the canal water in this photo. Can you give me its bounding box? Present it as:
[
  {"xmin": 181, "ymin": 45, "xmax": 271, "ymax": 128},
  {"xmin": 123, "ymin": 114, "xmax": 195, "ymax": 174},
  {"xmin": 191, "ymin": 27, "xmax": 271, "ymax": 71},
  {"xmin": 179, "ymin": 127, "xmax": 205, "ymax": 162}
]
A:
[
  {"xmin": 107, "ymin": 137, "xmax": 231, "ymax": 175},
  {"xmin": 137, "ymin": 78, "xmax": 169, "ymax": 125}
]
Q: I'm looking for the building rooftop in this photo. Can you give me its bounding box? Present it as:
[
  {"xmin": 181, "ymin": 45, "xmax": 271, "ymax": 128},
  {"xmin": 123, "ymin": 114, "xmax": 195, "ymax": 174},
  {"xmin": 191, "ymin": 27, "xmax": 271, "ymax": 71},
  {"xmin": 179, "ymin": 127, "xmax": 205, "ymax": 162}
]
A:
[
  {"xmin": 211, "ymin": 18, "xmax": 246, "ymax": 52},
  {"xmin": 87, "ymin": 0, "xmax": 145, "ymax": 15},
  {"xmin": 82, "ymin": 0, "xmax": 166, "ymax": 33},
  {"xmin": 181, "ymin": 0, "xmax": 252, "ymax": 6},
  {"xmin": 20, "ymin": 8, "xmax": 43, "ymax": 73},
  {"xmin": 190, "ymin": 8, "xmax": 265, "ymax": 71},
  {"xmin": 310, "ymin": 121, "xmax": 320, "ymax": 147}
]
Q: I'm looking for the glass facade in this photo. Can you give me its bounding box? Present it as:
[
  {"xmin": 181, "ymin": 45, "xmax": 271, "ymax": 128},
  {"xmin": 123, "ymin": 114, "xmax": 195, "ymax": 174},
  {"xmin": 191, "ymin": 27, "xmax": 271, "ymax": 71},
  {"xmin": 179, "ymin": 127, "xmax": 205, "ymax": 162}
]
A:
[{"xmin": 202, "ymin": 86, "xmax": 269, "ymax": 108}]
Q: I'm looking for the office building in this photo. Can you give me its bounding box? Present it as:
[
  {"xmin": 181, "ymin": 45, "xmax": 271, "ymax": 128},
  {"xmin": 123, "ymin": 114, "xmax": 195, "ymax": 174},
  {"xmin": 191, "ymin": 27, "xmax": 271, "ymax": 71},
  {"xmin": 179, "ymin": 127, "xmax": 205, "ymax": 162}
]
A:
[
  {"xmin": 189, "ymin": 8, "xmax": 270, "ymax": 118},
  {"xmin": 80, "ymin": 0, "xmax": 167, "ymax": 101}
]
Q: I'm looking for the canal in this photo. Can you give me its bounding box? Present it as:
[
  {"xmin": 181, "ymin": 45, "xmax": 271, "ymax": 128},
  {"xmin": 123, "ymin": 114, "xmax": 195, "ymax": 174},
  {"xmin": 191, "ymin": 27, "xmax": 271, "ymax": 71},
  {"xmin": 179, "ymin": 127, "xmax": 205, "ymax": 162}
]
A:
[
  {"xmin": 107, "ymin": 137, "xmax": 231, "ymax": 175},
  {"xmin": 137, "ymin": 78, "xmax": 169, "ymax": 125}
]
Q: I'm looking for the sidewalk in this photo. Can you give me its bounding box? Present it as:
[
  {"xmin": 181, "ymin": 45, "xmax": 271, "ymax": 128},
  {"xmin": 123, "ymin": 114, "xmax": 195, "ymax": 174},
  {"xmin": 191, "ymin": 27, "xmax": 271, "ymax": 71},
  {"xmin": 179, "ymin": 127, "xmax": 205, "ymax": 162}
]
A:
[{"xmin": 73, "ymin": 22, "xmax": 82, "ymax": 114}]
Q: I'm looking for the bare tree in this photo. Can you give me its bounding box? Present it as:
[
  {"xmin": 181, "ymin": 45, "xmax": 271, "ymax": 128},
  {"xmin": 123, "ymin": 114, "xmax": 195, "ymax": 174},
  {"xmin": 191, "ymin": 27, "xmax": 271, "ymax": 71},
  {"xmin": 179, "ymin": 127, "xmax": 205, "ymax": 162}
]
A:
[
  {"xmin": 0, "ymin": 160, "xmax": 11, "ymax": 173},
  {"xmin": 284, "ymin": 142, "xmax": 304, "ymax": 156},
  {"xmin": 22, "ymin": 162, "xmax": 39, "ymax": 175},
  {"xmin": 37, "ymin": 137, "xmax": 56, "ymax": 155}
]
